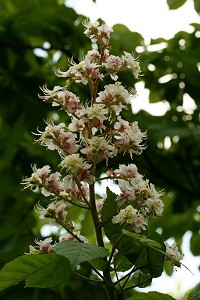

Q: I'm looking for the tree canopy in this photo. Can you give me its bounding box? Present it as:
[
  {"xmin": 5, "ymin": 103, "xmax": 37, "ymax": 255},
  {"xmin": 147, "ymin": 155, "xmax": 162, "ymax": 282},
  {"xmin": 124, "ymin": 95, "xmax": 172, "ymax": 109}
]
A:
[{"xmin": 0, "ymin": 0, "xmax": 199, "ymax": 299}]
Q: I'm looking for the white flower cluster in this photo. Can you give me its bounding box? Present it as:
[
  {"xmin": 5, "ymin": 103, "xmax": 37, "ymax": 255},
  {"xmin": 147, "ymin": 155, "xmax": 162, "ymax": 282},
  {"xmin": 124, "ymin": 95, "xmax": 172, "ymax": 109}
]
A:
[
  {"xmin": 22, "ymin": 20, "xmax": 164, "ymax": 253},
  {"xmin": 107, "ymin": 164, "xmax": 164, "ymax": 232},
  {"xmin": 165, "ymin": 241, "xmax": 183, "ymax": 266}
]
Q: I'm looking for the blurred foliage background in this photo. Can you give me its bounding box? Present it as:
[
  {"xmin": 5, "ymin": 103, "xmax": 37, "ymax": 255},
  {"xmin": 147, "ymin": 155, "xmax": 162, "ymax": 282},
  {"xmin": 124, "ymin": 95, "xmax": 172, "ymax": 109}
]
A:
[{"xmin": 0, "ymin": 0, "xmax": 199, "ymax": 299}]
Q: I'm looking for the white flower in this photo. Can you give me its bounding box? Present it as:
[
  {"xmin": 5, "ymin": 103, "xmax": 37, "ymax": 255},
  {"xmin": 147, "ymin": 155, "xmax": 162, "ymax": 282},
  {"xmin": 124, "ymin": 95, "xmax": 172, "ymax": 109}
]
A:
[
  {"xmin": 115, "ymin": 186, "xmax": 135, "ymax": 206},
  {"xmin": 60, "ymin": 154, "xmax": 91, "ymax": 175},
  {"xmin": 115, "ymin": 121, "xmax": 147, "ymax": 157},
  {"xmin": 97, "ymin": 23, "xmax": 113, "ymax": 44},
  {"xmin": 56, "ymin": 90, "xmax": 83, "ymax": 113},
  {"xmin": 83, "ymin": 20, "xmax": 100, "ymax": 42},
  {"xmin": 132, "ymin": 213, "xmax": 148, "ymax": 233},
  {"xmin": 81, "ymin": 136, "xmax": 115, "ymax": 164},
  {"xmin": 112, "ymin": 205, "xmax": 138, "ymax": 224},
  {"xmin": 114, "ymin": 116, "xmax": 130, "ymax": 131},
  {"xmin": 105, "ymin": 55, "xmax": 123, "ymax": 80},
  {"xmin": 96, "ymin": 82, "xmax": 131, "ymax": 105},
  {"xmin": 145, "ymin": 198, "xmax": 164, "ymax": 216},
  {"xmin": 112, "ymin": 204, "xmax": 148, "ymax": 233},
  {"xmin": 39, "ymin": 84, "xmax": 62, "ymax": 101},
  {"xmin": 35, "ymin": 200, "xmax": 68, "ymax": 224},
  {"xmin": 117, "ymin": 164, "xmax": 138, "ymax": 179},
  {"xmin": 35, "ymin": 237, "xmax": 54, "ymax": 253},
  {"xmin": 83, "ymin": 20, "xmax": 113, "ymax": 45},
  {"xmin": 22, "ymin": 164, "xmax": 51, "ymax": 192},
  {"xmin": 86, "ymin": 104, "xmax": 108, "ymax": 120},
  {"xmin": 165, "ymin": 242, "xmax": 183, "ymax": 266},
  {"xmin": 36, "ymin": 120, "xmax": 79, "ymax": 155},
  {"xmin": 59, "ymin": 231, "xmax": 88, "ymax": 243},
  {"xmin": 122, "ymin": 51, "xmax": 141, "ymax": 79}
]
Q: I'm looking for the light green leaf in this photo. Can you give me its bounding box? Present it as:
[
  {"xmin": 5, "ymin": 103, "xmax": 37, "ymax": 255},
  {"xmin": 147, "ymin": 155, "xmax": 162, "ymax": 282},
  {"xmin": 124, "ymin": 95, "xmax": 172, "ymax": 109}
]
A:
[
  {"xmin": 122, "ymin": 230, "xmax": 162, "ymax": 248},
  {"xmin": 167, "ymin": 0, "xmax": 187, "ymax": 9},
  {"xmin": 53, "ymin": 240, "xmax": 109, "ymax": 268},
  {"xmin": 164, "ymin": 260, "xmax": 173, "ymax": 276},
  {"xmin": 0, "ymin": 253, "xmax": 72, "ymax": 291}
]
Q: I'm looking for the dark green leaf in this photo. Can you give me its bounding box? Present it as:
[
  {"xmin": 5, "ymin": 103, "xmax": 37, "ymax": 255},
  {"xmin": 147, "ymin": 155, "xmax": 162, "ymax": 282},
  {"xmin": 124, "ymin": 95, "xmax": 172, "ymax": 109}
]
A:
[
  {"xmin": 135, "ymin": 270, "xmax": 152, "ymax": 288},
  {"xmin": 0, "ymin": 253, "xmax": 72, "ymax": 291},
  {"xmin": 101, "ymin": 187, "xmax": 122, "ymax": 244},
  {"xmin": 53, "ymin": 240, "xmax": 109, "ymax": 268},
  {"xmin": 190, "ymin": 233, "xmax": 200, "ymax": 256},
  {"xmin": 190, "ymin": 292, "xmax": 200, "ymax": 300},
  {"xmin": 114, "ymin": 253, "xmax": 133, "ymax": 272},
  {"xmin": 147, "ymin": 232, "xmax": 165, "ymax": 278},
  {"xmin": 89, "ymin": 258, "xmax": 109, "ymax": 271},
  {"xmin": 188, "ymin": 284, "xmax": 200, "ymax": 300},
  {"xmin": 127, "ymin": 291, "xmax": 175, "ymax": 299},
  {"xmin": 194, "ymin": 0, "xmax": 200, "ymax": 13},
  {"xmin": 167, "ymin": 0, "xmax": 187, "ymax": 9},
  {"xmin": 25, "ymin": 254, "xmax": 71, "ymax": 288}
]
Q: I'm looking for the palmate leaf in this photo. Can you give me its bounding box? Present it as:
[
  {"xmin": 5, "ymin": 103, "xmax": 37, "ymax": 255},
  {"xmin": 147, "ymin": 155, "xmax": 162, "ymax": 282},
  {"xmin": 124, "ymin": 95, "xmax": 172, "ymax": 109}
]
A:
[
  {"xmin": 0, "ymin": 253, "xmax": 72, "ymax": 291},
  {"xmin": 53, "ymin": 240, "xmax": 109, "ymax": 269}
]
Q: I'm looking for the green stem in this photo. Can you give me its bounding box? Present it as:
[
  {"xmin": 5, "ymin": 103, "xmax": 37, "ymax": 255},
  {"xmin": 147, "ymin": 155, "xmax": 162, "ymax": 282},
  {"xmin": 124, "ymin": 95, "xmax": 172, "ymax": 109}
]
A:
[
  {"xmin": 74, "ymin": 271, "xmax": 104, "ymax": 284},
  {"xmin": 89, "ymin": 183, "xmax": 104, "ymax": 246},
  {"xmin": 89, "ymin": 183, "xmax": 118, "ymax": 300}
]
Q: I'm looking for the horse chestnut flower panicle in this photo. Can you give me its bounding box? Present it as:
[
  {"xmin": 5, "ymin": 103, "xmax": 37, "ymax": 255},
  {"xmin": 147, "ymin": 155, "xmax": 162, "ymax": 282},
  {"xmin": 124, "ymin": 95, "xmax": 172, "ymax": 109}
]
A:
[{"xmin": 19, "ymin": 19, "xmax": 183, "ymax": 296}]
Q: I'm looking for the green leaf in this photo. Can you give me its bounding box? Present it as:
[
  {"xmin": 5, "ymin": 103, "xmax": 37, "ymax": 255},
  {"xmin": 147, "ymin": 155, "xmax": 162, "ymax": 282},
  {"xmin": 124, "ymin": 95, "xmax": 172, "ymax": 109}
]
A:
[
  {"xmin": 111, "ymin": 24, "xmax": 144, "ymax": 54},
  {"xmin": 89, "ymin": 258, "xmax": 110, "ymax": 271},
  {"xmin": 194, "ymin": 0, "xmax": 200, "ymax": 13},
  {"xmin": 122, "ymin": 230, "xmax": 162, "ymax": 248},
  {"xmin": 147, "ymin": 232, "xmax": 165, "ymax": 278},
  {"xmin": 127, "ymin": 291, "xmax": 175, "ymax": 299},
  {"xmin": 190, "ymin": 233, "xmax": 200, "ymax": 256},
  {"xmin": 122, "ymin": 230, "xmax": 165, "ymax": 278},
  {"xmin": 114, "ymin": 253, "xmax": 133, "ymax": 272},
  {"xmin": 25, "ymin": 255, "xmax": 71, "ymax": 288},
  {"xmin": 0, "ymin": 253, "xmax": 72, "ymax": 291},
  {"xmin": 134, "ymin": 269, "xmax": 152, "ymax": 288},
  {"xmin": 190, "ymin": 293, "xmax": 200, "ymax": 300},
  {"xmin": 53, "ymin": 240, "xmax": 109, "ymax": 268},
  {"xmin": 188, "ymin": 284, "xmax": 200, "ymax": 300},
  {"xmin": 167, "ymin": 0, "xmax": 187, "ymax": 10},
  {"xmin": 164, "ymin": 260, "xmax": 173, "ymax": 276},
  {"xmin": 101, "ymin": 187, "xmax": 122, "ymax": 244}
]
